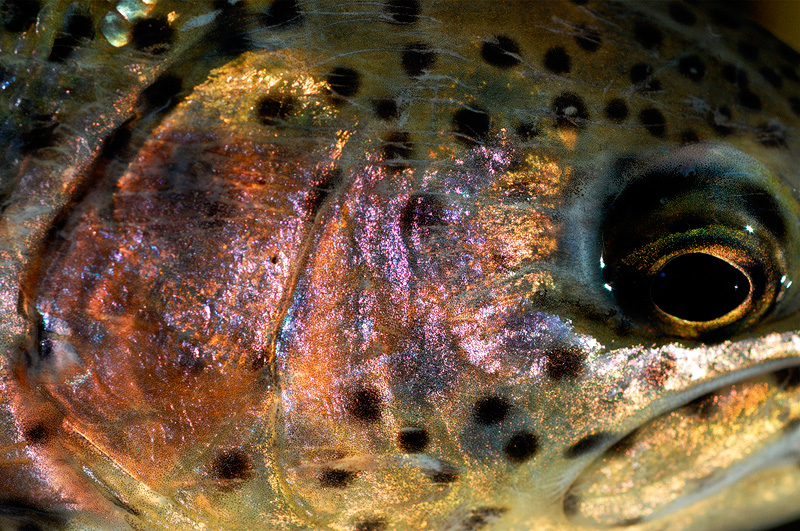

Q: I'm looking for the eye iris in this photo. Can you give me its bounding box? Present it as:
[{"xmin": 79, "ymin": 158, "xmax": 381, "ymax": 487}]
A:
[{"xmin": 650, "ymin": 253, "xmax": 750, "ymax": 322}]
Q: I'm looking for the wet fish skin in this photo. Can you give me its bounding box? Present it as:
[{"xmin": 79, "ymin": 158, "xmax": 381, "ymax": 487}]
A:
[{"xmin": 2, "ymin": 1, "xmax": 800, "ymax": 530}]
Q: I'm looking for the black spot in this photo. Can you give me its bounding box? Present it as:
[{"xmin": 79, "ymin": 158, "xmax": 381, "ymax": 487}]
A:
[
  {"xmin": 604, "ymin": 98, "xmax": 628, "ymax": 122},
  {"xmin": 212, "ymin": 0, "xmax": 252, "ymax": 56},
  {"xmin": 709, "ymin": 7, "xmax": 741, "ymax": 29},
  {"xmin": 629, "ymin": 63, "xmax": 661, "ymax": 91},
  {"xmin": 481, "ymin": 35, "xmax": 522, "ymax": 68},
  {"xmin": 17, "ymin": 524, "xmax": 44, "ymax": 531},
  {"xmin": 778, "ymin": 39, "xmax": 800, "ymax": 66},
  {"xmin": 790, "ymin": 97, "xmax": 800, "ymax": 116},
  {"xmin": 633, "ymin": 20, "xmax": 662, "ymax": 50},
  {"xmin": 1, "ymin": 0, "xmax": 40, "ymax": 32},
  {"xmin": 780, "ymin": 65, "xmax": 800, "ymax": 83},
  {"xmin": 685, "ymin": 392, "xmax": 717, "ymax": 418},
  {"xmin": 463, "ymin": 507, "xmax": 507, "ymax": 531},
  {"xmin": 708, "ymin": 105, "xmax": 734, "ymax": 135},
  {"xmin": 503, "ymin": 430, "xmax": 538, "ymax": 464},
  {"xmin": 397, "ymin": 427, "xmax": 429, "ymax": 453},
  {"xmin": 255, "ymin": 93, "xmax": 296, "ymax": 125},
  {"xmin": 552, "ymin": 92, "xmax": 588, "ymax": 129},
  {"xmin": 130, "ymin": 16, "xmax": 174, "ymax": 54},
  {"xmin": 543, "ymin": 46, "xmax": 570, "ymax": 74},
  {"xmin": 545, "ymin": 345, "xmax": 584, "ymax": 379},
  {"xmin": 400, "ymin": 193, "xmax": 446, "ymax": 245},
  {"xmin": 570, "ymin": 0, "xmax": 588, "ymax": 4},
  {"xmin": 401, "ymin": 42, "xmax": 436, "ymax": 77},
  {"xmin": 48, "ymin": 12, "xmax": 94, "ymax": 62},
  {"xmin": 721, "ymin": 63, "xmax": 748, "ymax": 87},
  {"xmin": 677, "ymin": 55, "xmax": 705, "ymax": 81},
  {"xmin": 326, "ymin": 67, "xmax": 361, "ymax": 98},
  {"xmin": 381, "ymin": 131, "xmax": 414, "ymax": 171},
  {"xmin": 639, "ymin": 108, "xmax": 667, "ymax": 137},
  {"xmin": 473, "ymin": 395, "xmax": 510, "ymax": 425},
  {"xmin": 139, "ymin": 74, "xmax": 183, "ymax": 111},
  {"xmin": 515, "ymin": 121, "xmax": 540, "ymax": 140},
  {"xmin": 680, "ymin": 129, "xmax": 700, "ymax": 144},
  {"xmin": 383, "ymin": 0, "xmax": 420, "ymax": 25},
  {"xmin": 319, "ymin": 468, "xmax": 357, "ymax": 488},
  {"xmin": 758, "ymin": 122, "xmax": 787, "ymax": 148},
  {"xmin": 759, "ymin": 66, "xmax": 783, "ymax": 89},
  {"xmin": 776, "ymin": 367, "xmax": 800, "ymax": 389},
  {"xmin": 564, "ymin": 433, "xmax": 612, "ymax": 458},
  {"xmin": 668, "ymin": 1, "xmax": 696, "ymax": 25},
  {"xmin": 563, "ymin": 493, "xmax": 579, "ymax": 516},
  {"xmin": 355, "ymin": 518, "xmax": 387, "ymax": 531},
  {"xmin": 345, "ymin": 386, "xmax": 382, "ymax": 423},
  {"xmin": 574, "ymin": 24, "xmax": 601, "ymax": 52},
  {"xmin": 373, "ymin": 98, "xmax": 399, "ymax": 120},
  {"xmin": 737, "ymin": 41, "xmax": 759, "ymax": 62},
  {"xmin": 609, "ymin": 430, "xmax": 638, "ymax": 455},
  {"xmin": 452, "ymin": 106, "xmax": 491, "ymax": 144},
  {"xmin": 261, "ymin": 0, "xmax": 303, "ymax": 28},
  {"xmin": 212, "ymin": 449, "xmax": 252, "ymax": 481},
  {"xmin": 20, "ymin": 116, "xmax": 58, "ymax": 154},
  {"xmin": 737, "ymin": 89, "xmax": 762, "ymax": 110},
  {"xmin": 24, "ymin": 423, "xmax": 50, "ymax": 444},
  {"xmin": 306, "ymin": 168, "xmax": 342, "ymax": 217},
  {"xmin": 430, "ymin": 466, "xmax": 459, "ymax": 483}
]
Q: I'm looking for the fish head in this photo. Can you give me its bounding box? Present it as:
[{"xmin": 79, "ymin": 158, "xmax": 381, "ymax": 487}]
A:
[{"xmin": 2, "ymin": 1, "xmax": 800, "ymax": 530}]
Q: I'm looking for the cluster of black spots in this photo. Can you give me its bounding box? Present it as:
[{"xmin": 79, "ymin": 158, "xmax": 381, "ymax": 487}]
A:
[
  {"xmin": 473, "ymin": 395, "xmax": 510, "ymax": 425},
  {"xmin": 574, "ymin": 24, "xmax": 601, "ymax": 52},
  {"xmin": 629, "ymin": 63, "xmax": 661, "ymax": 92},
  {"xmin": 130, "ymin": 16, "xmax": 174, "ymax": 54},
  {"xmin": 261, "ymin": 0, "xmax": 303, "ymax": 29},
  {"xmin": 429, "ymin": 465, "xmax": 459, "ymax": 484},
  {"xmin": 639, "ymin": 108, "xmax": 666, "ymax": 137},
  {"xmin": 544, "ymin": 345, "xmax": 584, "ymax": 379},
  {"xmin": 255, "ymin": 93, "xmax": 296, "ymax": 126},
  {"xmin": 759, "ymin": 66, "xmax": 783, "ymax": 89},
  {"xmin": 345, "ymin": 386, "xmax": 383, "ymax": 423},
  {"xmin": 23, "ymin": 423, "xmax": 50, "ymax": 445},
  {"xmin": 633, "ymin": 20, "xmax": 662, "ymax": 50},
  {"xmin": 758, "ymin": 122, "xmax": 787, "ymax": 148},
  {"xmin": 564, "ymin": 432, "xmax": 612, "ymax": 459},
  {"xmin": 515, "ymin": 121, "xmax": 540, "ymax": 141},
  {"xmin": 211, "ymin": 449, "xmax": 252, "ymax": 481},
  {"xmin": 543, "ymin": 46, "xmax": 571, "ymax": 74},
  {"xmin": 708, "ymin": 105, "xmax": 734, "ymax": 135},
  {"xmin": 326, "ymin": 67, "xmax": 361, "ymax": 98},
  {"xmin": 776, "ymin": 367, "xmax": 800, "ymax": 389},
  {"xmin": 354, "ymin": 518, "xmax": 387, "ymax": 531},
  {"xmin": 211, "ymin": 0, "xmax": 252, "ymax": 56},
  {"xmin": 397, "ymin": 427, "xmax": 429, "ymax": 453},
  {"xmin": 19, "ymin": 115, "xmax": 58, "ymax": 154},
  {"xmin": 737, "ymin": 89, "xmax": 762, "ymax": 111},
  {"xmin": 737, "ymin": 40, "xmax": 759, "ymax": 62},
  {"xmin": 668, "ymin": 1, "xmax": 696, "ymax": 25},
  {"xmin": 503, "ymin": 430, "xmax": 538, "ymax": 464},
  {"xmin": 307, "ymin": 168, "xmax": 342, "ymax": 217},
  {"xmin": 604, "ymin": 98, "xmax": 628, "ymax": 123},
  {"xmin": 677, "ymin": 55, "xmax": 705, "ymax": 82},
  {"xmin": 452, "ymin": 106, "xmax": 491, "ymax": 144},
  {"xmin": 790, "ymin": 97, "xmax": 800, "ymax": 117},
  {"xmin": 684, "ymin": 392, "xmax": 717, "ymax": 419},
  {"xmin": 401, "ymin": 42, "xmax": 436, "ymax": 77},
  {"xmin": 481, "ymin": 35, "xmax": 522, "ymax": 68},
  {"xmin": 400, "ymin": 193, "xmax": 446, "ymax": 238},
  {"xmin": 1, "ymin": 0, "xmax": 40, "ymax": 32},
  {"xmin": 680, "ymin": 129, "xmax": 700, "ymax": 144},
  {"xmin": 48, "ymin": 11, "xmax": 94, "ymax": 63},
  {"xmin": 319, "ymin": 468, "xmax": 358, "ymax": 488},
  {"xmin": 381, "ymin": 131, "xmax": 414, "ymax": 171},
  {"xmin": 463, "ymin": 507, "xmax": 507, "ymax": 531},
  {"xmin": 383, "ymin": 0, "xmax": 420, "ymax": 25},
  {"xmin": 551, "ymin": 92, "xmax": 588, "ymax": 129},
  {"xmin": 373, "ymin": 98, "xmax": 399, "ymax": 120},
  {"xmin": 721, "ymin": 63, "xmax": 749, "ymax": 87},
  {"xmin": 139, "ymin": 73, "xmax": 183, "ymax": 112}
]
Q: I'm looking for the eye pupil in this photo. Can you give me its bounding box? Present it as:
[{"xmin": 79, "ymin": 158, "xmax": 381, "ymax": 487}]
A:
[{"xmin": 650, "ymin": 253, "xmax": 750, "ymax": 322}]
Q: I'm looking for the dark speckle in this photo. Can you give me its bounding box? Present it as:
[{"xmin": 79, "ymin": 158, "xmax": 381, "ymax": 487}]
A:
[
  {"xmin": 759, "ymin": 66, "xmax": 783, "ymax": 89},
  {"xmin": 564, "ymin": 433, "xmax": 612, "ymax": 459},
  {"xmin": 543, "ymin": 46, "xmax": 571, "ymax": 74},
  {"xmin": 24, "ymin": 423, "xmax": 50, "ymax": 444},
  {"xmin": 605, "ymin": 98, "xmax": 628, "ymax": 122},
  {"xmin": 563, "ymin": 493, "xmax": 579, "ymax": 516},
  {"xmin": 737, "ymin": 41, "xmax": 759, "ymax": 62},
  {"xmin": 709, "ymin": 7, "xmax": 741, "ymax": 29},
  {"xmin": 48, "ymin": 12, "xmax": 94, "ymax": 62},
  {"xmin": 778, "ymin": 39, "xmax": 800, "ymax": 66},
  {"xmin": 574, "ymin": 24, "xmax": 601, "ymax": 52},
  {"xmin": 633, "ymin": 20, "xmax": 662, "ymax": 50},
  {"xmin": 255, "ymin": 93, "xmax": 296, "ymax": 125},
  {"xmin": 397, "ymin": 427, "xmax": 429, "ymax": 453},
  {"xmin": 776, "ymin": 367, "xmax": 800, "ymax": 388},
  {"xmin": 708, "ymin": 105, "xmax": 734, "ymax": 136},
  {"xmin": 261, "ymin": 0, "xmax": 303, "ymax": 28},
  {"xmin": 481, "ymin": 35, "xmax": 522, "ymax": 68},
  {"xmin": 639, "ymin": 108, "xmax": 667, "ymax": 137},
  {"xmin": 373, "ymin": 98, "xmax": 399, "ymax": 120},
  {"xmin": 345, "ymin": 386, "xmax": 382, "ymax": 423},
  {"xmin": 139, "ymin": 74, "xmax": 182, "ymax": 112},
  {"xmin": 326, "ymin": 67, "xmax": 361, "ymax": 98},
  {"xmin": 629, "ymin": 63, "xmax": 661, "ymax": 92},
  {"xmin": 20, "ymin": 115, "xmax": 58, "ymax": 154},
  {"xmin": 130, "ymin": 16, "xmax": 173, "ymax": 54},
  {"xmin": 515, "ymin": 121, "xmax": 540, "ymax": 141},
  {"xmin": 677, "ymin": 55, "xmax": 705, "ymax": 81},
  {"xmin": 668, "ymin": 1, "xmax": 696, "ymax": 25},
  {"xmin": 319, "ymin": 468, "xmax": 357, "ymax": 488},
  {"xmin": 609, "ymin": 430, "xmax": 638, "ymax": 456},
  {"xmin": 355, "ymin": 518, "xmax": 387, "ymax": 531},
  {"xmin": 685, "ymin": 392, "xmax": 717, "ymax": 418},
  {"xmin": 381, "ymin": 131, "xmax": 413, "ymax": 168},
  {"xmin": 680, "ymin": 129, "xmax": 700, "ymax": 144},
  {"xmin": 721, "ymin": 63, "xmax": 748, "ymax": 87},
  {"xmin": 212, "ymin": 449, "xmax": 252, "ymax": 481},
  {"xmin": 463, "ymin": 507, "xmax": 507, "ymax": 531},
  {"xmin": 473, "ymin": 395, "xmax": 510, "ymax": 425},
  {"xmin": 430, "ymin": 465, "xmax": 460, "ymax": 484},
  {"xmin": 400, "ymin": 193, "xmax": 446, "ymax": 237},
  {"xmin": 383, "ymin": 0, "xmax": 420, "ymax": 25},
  {"xmin": 545, "ymin": 345, "xmax": 584, "ymax": 379},
  {"xmin": 452, "ymin": 106, "xmax": 491, "ymax": 144},
  {"xmin": 758, "ymin": 122, "xmax": 786, "ymax": 148},
  {"xmin": 790, "ymin": 97, "xmax": 800, "ymax": 116},
  {"xmin": 738, "ymin": 89, "xmax": 762, "ymax": 110},
  {"xmin": 212, "ymin": 0, "xmax": 253, "ymax": 56},
  {"xmin": 504, "ymin": 430, "xmax": 538, "ymax": 463},
  {"xmin": 2, "ymin": 0, "xmax": 40, "ymax": 32},
  {"xmin": 780, "ymin": 65, "xmax": 799, "ymax": 83},
  {"xmin": 401, "ymin": 42, "xmax": 436, "ymax": 77},
  {"xmin": 551, "ymin": 92, "xmax": 588, "ymax": 129}
]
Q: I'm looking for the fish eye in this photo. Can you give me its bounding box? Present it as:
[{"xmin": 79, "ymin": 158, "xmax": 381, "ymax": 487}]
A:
[{"xmin": 601, "ymin": 144, "xmax": 800, "ymax": 339}]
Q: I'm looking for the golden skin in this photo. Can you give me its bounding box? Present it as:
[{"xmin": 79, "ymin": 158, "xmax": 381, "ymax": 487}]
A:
[{"xmin": 2, "ymin": 1, "xmax": 800, "ymax": 530}]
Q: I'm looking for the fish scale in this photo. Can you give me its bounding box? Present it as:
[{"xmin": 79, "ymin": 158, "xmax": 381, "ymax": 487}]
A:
[{"xmin": 2, "ymin": 1, "xmax": 800, "ymax": 530}]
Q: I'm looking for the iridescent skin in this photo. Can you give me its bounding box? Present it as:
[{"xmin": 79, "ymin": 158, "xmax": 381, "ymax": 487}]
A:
[{"xmin": 2, "ymin": 1, "xmax": 800, "ymax": 530}]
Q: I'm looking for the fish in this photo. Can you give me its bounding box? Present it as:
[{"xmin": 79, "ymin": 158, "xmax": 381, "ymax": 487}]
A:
[{"xmin": 1, "ymin": 0, "xmax": 800, "ymax": 529}]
